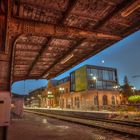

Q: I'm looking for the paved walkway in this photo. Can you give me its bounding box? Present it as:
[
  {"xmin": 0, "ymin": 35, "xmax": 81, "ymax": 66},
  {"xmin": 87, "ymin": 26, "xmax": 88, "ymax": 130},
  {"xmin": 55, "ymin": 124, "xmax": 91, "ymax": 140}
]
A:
[{"xmin": 7, "ymin": 112, "xmax": 131, "ymax": 140}]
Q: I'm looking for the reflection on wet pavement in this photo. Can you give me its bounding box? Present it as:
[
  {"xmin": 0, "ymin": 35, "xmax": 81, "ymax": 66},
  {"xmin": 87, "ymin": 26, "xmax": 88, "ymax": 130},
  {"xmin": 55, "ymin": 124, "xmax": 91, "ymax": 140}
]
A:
[{"xmin": 7, "ymin": 112, "xmax": 130, "ymax": 140}]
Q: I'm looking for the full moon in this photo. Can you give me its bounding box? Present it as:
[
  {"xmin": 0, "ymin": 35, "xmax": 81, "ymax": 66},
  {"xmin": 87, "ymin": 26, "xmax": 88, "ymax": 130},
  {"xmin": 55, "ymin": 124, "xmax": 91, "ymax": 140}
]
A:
[{"xmin": 102, "ymin": 60, "xmax": 105, "ymax": 63}]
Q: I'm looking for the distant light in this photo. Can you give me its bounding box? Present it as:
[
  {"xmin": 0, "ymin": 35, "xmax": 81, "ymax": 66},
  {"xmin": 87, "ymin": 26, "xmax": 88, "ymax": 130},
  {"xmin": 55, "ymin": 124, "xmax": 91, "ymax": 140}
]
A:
[
  {"xmin": 131, "ymin": 87, "xmax": 136, "ymax": 91},
  {"xmin": 59, "ymin": 87, "xmax": 64, "ymax": 91},
  {"xmin": 92, "ymin": 76, "xmax": 97, "ymax": 81},
  {"xmin": 90, "ymin": 73, "xmax": 93, "ymax": 76},
  {"xmin": 102, "ymin": 60, "xmax": 105, "ymax": 63},
  {"xmin": 48, "ymin": 91, "xmax": 52, "ymax": 94}
]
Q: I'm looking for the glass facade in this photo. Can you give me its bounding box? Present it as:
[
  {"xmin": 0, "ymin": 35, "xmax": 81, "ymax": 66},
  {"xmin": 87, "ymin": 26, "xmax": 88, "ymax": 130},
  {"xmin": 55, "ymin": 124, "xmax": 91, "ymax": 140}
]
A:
[
  {"xmin": 70, "ymin": 72, "xmax": 75, "ymax": 91},
  {"xmin": 70, "ymin": 65, "xmax": 118, "ymax": 91},
  {"xmin": 57, "ymin": 77, "xmax": 69, "ymax": 85},
  {"xmin": 87, "ymin": 66, "xmax": 117, "ymax": 90}
]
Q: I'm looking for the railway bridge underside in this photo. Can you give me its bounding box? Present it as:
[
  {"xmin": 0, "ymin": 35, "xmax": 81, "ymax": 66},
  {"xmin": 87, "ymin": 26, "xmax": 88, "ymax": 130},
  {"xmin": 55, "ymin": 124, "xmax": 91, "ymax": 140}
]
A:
[{"xmin": 0, "ymin": 0, "xmax": 140, "ymax": 93}]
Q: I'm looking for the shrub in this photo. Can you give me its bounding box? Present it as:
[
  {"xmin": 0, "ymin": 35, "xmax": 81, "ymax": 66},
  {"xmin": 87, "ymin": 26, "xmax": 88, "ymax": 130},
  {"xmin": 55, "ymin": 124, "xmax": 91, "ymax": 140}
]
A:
[{"xmin": 128, "ymin": 95, "xmax": 140, "ymax": 103}]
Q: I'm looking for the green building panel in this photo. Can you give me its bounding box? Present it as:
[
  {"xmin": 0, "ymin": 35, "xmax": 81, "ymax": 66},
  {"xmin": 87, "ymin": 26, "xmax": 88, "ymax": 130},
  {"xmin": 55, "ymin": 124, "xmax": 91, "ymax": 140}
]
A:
[{"xmin": 75, "ymin": 66, "xmax": 87, "ymax": 91}]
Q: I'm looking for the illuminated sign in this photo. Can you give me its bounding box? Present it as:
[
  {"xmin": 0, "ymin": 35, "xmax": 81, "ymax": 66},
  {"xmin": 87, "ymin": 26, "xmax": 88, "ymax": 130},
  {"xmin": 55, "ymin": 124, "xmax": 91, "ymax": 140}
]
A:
[{"xmin": 47, "ymin": 94, "xmax": 54, "ymax": 98}]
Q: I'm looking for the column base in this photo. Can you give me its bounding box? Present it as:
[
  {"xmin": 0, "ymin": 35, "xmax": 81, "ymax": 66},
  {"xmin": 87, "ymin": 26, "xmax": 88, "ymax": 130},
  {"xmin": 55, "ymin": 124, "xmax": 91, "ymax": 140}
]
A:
[{"xmin": 0, "ymin": 126, "xmax": 7, "ymax": 140}]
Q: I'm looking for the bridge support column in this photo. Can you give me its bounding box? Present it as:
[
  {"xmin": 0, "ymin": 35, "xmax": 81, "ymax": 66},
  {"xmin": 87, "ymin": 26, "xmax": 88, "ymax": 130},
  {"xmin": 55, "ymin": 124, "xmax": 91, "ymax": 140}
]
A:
[
  {"xmin": 0, "ymin": 126, "xmax": 8, "ymax": 140},
  {"xmin": 0, "ymin": 91, "xmax": 11, "ymax": 140}
]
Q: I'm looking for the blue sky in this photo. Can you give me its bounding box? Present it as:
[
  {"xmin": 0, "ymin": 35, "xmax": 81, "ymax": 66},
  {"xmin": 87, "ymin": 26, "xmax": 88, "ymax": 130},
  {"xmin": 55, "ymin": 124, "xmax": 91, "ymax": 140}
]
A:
[{"xmin": 12, "ymin": 30, "xmax": 140, "ymax": 94}]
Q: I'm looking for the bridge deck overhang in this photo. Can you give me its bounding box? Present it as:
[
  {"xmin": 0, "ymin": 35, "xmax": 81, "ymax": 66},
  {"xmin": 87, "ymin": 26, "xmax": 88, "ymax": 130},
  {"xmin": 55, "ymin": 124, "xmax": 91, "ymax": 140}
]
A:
[{"xmin": 0, "ymin": 0, "xmax": 140, "ymax": 90}]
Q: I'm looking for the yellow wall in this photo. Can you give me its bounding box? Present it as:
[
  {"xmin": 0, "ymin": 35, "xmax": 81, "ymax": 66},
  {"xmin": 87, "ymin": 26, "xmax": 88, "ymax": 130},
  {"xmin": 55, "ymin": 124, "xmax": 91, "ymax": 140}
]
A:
[{"xmin": 75, "ymin": 66, "xmax": 87, "ymax": 91}]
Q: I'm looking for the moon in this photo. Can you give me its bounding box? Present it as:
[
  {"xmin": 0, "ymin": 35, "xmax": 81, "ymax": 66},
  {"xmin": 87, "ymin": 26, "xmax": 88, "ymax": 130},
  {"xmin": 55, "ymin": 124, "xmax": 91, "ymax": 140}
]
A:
[{"xmin": 102, "ymin": 60, "xmax": 105, "ymax": 63}]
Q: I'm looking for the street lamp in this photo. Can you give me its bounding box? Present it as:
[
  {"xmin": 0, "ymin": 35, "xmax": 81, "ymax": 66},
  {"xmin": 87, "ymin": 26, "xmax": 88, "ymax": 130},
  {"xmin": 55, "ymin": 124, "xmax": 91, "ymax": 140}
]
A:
[
  {"xmin": 113, "ymin": 85, "xmax": 120, "ymax": 90},
  {"xmin": 37, "ymin": 94, "xmax": 42, "ymax": 107},
  {"xmin": 92, "ymin": 76, "xmax": 99, "ymax": 111},
  {"xmin": 92, "ymin": 76, "xmax": 97, "ymax": 81},
  {"xmin": 113, "ymin": 85, "xmax": 120, "ymax": 105},
  {"xmin": 59, "ymin": 87, "xmax": 65, "ymax": 109},
  {"xmin": 47, "ymin": 91, "xmax": 53, "ymax": 108},
  {"xmin": 59, "ymin": 87, "xmax": 65, "ymax": 93}
]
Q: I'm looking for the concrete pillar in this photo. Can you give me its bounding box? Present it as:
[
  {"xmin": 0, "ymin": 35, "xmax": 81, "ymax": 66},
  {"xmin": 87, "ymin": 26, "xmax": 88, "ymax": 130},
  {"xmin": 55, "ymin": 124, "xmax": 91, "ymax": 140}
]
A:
[
  {"xmin": 0, "ymin": 91, "xmax": 11, "ymax": 140},
  {"xmin": 0, "ymin": 126, "xmax": 8, "ymax": 140}
]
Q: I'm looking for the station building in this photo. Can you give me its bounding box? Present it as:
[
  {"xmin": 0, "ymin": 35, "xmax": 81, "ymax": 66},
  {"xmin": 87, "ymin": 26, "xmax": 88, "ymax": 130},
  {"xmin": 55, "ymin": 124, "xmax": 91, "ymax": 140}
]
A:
[
  {"xmin": 25, "ymin": 87, "xmax": 46, "ymax": 107},
  {"xmin": 42, "ymin": 65, "xmax": 121, "ymax": 110}
]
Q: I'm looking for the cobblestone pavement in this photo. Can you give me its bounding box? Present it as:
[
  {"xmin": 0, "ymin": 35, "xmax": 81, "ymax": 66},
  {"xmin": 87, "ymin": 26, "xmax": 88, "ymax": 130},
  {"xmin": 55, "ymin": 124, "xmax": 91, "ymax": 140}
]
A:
[{"xmin": 7, "ymin": 112, "xmax": 135, "ymax": 140}]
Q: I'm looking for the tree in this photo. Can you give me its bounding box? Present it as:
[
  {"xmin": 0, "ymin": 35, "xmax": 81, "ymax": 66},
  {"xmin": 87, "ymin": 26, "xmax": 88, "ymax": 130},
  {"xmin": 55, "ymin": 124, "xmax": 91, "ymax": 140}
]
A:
[
  {"xmin": 121, "ymin": 76, "xmax": 133, "ymax": 97},
  {"xmin": 124, "ymin": 75, "xmax": 129, "ymax": 85},
  {"xmin": 120, "ymin": 76, "xmax": 133, "ymax": 104},
  {"xmin": 128, "ymin": 95, "xmax": 140, "ymax": 103}
]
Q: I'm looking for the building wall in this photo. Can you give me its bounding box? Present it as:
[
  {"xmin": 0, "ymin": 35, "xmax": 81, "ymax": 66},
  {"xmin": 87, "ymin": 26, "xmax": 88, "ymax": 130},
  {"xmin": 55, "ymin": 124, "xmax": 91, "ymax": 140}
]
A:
[
  {"xmin": 41, "ymin": 81, "xmax": 70, "ymax": 108},
  {"xmin": 60, "ymin": 90, "xmax": 121, "ymax": 110},
  {"xmin": 70, "ymin": 65, "xmax": 118, "ymax": 92},
  {"xmin": 41, "ymin": 65, "xmax": 121, "ymax": 110},
  {"xmin": 41, "ymin": 80, "xmax": 121, "ymax": 110}
]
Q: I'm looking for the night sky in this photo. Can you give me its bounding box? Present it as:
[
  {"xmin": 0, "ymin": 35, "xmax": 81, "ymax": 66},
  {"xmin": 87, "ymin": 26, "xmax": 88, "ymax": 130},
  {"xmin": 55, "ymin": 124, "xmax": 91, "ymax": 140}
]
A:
[{"xmin": 12, "ymin": 30, "xmax": 140, "ymax": 95}]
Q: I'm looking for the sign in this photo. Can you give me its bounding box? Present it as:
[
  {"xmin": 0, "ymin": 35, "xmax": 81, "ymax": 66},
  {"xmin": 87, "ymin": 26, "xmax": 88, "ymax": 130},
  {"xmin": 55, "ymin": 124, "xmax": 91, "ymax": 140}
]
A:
[{"xmin": 47, "ymin": 94, "xmax": 54, "ymax": 98}]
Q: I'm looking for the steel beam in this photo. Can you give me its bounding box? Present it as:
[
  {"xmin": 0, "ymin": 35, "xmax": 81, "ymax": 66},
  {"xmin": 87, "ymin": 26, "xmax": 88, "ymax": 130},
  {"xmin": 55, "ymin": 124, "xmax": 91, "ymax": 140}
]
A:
[
  {"xmin": 9, "ymin": 18, "xmax": 121, "ymax": 40},
  {"xmin": 59, "ymin": 0, "xmax": 78, "ymax": 24},
  {"xmin": 26, "ymin": 37, "xmax": 52, "ymax": 76},
  {"xmin": 41, "ymin": 38, "xmax": 85, "ymax": 78},
  {"xmin": 93, "ymin": 0, "xmax": 134, "ymax": 29}
]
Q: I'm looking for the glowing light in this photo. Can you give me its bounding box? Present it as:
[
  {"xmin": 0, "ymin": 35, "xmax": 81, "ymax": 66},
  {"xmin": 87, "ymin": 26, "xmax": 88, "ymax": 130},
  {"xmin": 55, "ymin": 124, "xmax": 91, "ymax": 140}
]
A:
[
  {"xmin": 47, "ymin": 91, "xmax": 52, "ymax": 94},
  {"xmin": 102, "ymin": 60, "xmax": 105, "ymax": 63},
  {"xmin": 59, "ymin": 87, "xmax": 64, "ymax": 91},
  {"xmin": 92, "ymin": 76, "xmax": 97, "ymax": 81}
]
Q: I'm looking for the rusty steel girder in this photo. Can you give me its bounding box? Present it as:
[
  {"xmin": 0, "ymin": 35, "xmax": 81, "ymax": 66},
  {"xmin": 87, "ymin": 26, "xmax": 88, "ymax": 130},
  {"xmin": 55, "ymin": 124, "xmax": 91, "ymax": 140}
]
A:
[{"xmin": 0, "ymin": 0, "xmax": 140, "ymax": 90}]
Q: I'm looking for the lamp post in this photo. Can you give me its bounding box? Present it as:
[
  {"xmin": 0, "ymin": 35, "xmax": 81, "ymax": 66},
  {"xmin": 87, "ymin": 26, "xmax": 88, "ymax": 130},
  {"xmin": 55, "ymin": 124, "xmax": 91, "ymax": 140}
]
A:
[
  {"xmin": 92, "ymin": 76, "xmax": 99, "ymax": 111},
  {"xmin": 30, "ymin": 96, "xmax": 34, "ymax": 107},
  {"xmin": 59, "ymin": 87, "xmax": 65, "ymax": 109},
  {"xmin": 37, "ymin": 94, "xmax": 42, "ymax": 107},
  {"xmin": 113, "ymin": 85, "xmax": 120, "ymax": 105},
  {"xmin": 47, "ymin": 91, "xmax": 53, "ymax": 108}
]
